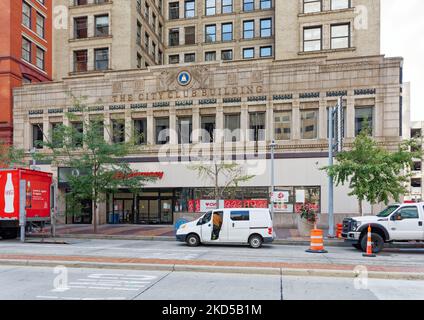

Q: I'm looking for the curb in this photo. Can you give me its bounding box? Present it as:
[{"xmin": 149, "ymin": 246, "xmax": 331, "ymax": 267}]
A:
[{"xmin": 1, "ymin": 259, "xmax": 423, "ymax": 280}]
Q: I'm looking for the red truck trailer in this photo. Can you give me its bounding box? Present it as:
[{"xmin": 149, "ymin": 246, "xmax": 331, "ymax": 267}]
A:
[{"xmin": 0, "ymin": 169, "xmax": 53, "ymax": 239}]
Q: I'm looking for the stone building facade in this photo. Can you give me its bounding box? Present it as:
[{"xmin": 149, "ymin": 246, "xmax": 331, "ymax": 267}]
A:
[{"xmin": 12, "ymin": 0, "xmax": 410, "ymax": 227}]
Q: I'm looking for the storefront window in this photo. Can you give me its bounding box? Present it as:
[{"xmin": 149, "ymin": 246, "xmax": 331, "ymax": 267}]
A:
[{"xmin": 273, "ymin": 186, "xmax": 321, "ymax": 213}]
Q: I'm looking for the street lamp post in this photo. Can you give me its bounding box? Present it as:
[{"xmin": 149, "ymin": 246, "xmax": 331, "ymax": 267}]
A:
[
  {"xmin": 270, "ymin": 140, "xmax": 277, "ymax": 221},
  {"xmin": 29, "ymin": 147, "xmax": 36, "ymax": 169}
]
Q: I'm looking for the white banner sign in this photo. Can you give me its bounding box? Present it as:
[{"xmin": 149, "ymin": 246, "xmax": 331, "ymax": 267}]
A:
[{"xmin": 271, "ymin": 191, "xmax": 289, "ymax": 203}]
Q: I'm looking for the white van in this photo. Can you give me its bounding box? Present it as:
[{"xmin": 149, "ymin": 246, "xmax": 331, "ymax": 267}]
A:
[{"xmin": 176, "ymin": 208, "xmax": 274, "ymax": 248}]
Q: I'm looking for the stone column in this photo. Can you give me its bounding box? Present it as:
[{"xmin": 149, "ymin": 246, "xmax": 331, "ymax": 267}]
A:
[
  {"xmin": 215, "ymin": 105, "xmax": 224, "ymax": 144},
  {"xmin": 346, "ymin": 93, "xmax": 355, "ymax": 138},
  {"xmin": 192, "ymin": 107, "xmax": 200, "ymax": 143},
  {"xmin": 43, "ymin": 116, "xmax": 49, "ymax": 150},
  {"xmin": 125, "ymin": 110, "xmax": 132, "ymax": 143},
  {"xmin": 292, "ymin": 100, "xmax": 301, "ymax": 140},
  {"xmin": 266, "ymin": 103, "xmax": 274, "ymax": 141},
  {"xmin": 147, "ymin": 110, "xmax": 154, "ymax": 145},
  {"xmin": 169, "ymin": 109, "xmax": 177, "ymax": 145},
  {"xmin": 240, "ymin": 104, "xmax": 249, "ymax": 142},
  {"xmin": 104, "ymin": 113, "xmax": 111, "ymax": 143},
  {"xmin": 319, "ymin": 99, "xmax": 327, "ymax": 140}
]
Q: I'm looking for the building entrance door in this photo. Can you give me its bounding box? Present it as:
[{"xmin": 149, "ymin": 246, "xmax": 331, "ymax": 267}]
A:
[{"xmin": 137, "ymin": 198, "xmax": 170, "ymax": 224}]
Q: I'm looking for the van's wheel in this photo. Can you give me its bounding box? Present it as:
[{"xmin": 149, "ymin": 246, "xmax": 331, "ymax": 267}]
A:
[
  {"xmin": 360, "ymin": 233, "xmax": 384, "ymax": 253},
  {"xmin": 186, "ymin": 234, "xmax": 200, "ymax": 247},
  {"xmin": 249, "ymin": 235, "xmax": 263, "ymax": 249}
]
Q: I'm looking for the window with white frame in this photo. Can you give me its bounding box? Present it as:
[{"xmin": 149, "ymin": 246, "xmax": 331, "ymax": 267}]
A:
[
  {"xmin": 331, "ymin": 24, "xmax": 350, "ymax": 49},
  {"xmin": 331, "ymin": 0, "xmax": 350, "ymax": 10},
  {"xmin": 206, "ymin": 0, "xmax": 216, "ymax": 15},
  {"xmin": 303, "ymin": 0, "xmax": 321, "ymax": 13},
  {"xmin": 303, "ymin": 26, "xmax": 322, "ymax": 51}
]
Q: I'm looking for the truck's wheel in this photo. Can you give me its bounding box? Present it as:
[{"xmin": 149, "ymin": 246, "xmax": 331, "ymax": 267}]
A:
[
  {"xmin": 352, "ymin": 244, "xmax": 362, "ymax": 250},
  {"xmin": 360, "ymin": 233, "xmax": 384, "ymax": 254},
  {"xmin": 249, "ymin": 235, "xmax": 263, "ymax": 249},
  {"xmin": 0, "ymin": 229, "xmax": 18, "ymax": 240},
  {"xmin": 186, "ymin": 234, "xmax": 200, "ymax": 247}
]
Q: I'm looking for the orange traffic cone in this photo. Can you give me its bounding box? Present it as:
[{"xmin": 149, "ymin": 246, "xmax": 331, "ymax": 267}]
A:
[
  {"xmin": 363, "ymin": 225, "xmax": 376, "ymax": 257},
  {"xmin": 306, "ymin": 229, "xmax": 328, "ymax": 254}
]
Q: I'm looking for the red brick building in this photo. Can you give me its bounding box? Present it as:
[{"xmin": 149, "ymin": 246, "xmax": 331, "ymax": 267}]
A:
[{"xmin": 0, "ymin": 0, "xmax": 52, "ymax": 144}]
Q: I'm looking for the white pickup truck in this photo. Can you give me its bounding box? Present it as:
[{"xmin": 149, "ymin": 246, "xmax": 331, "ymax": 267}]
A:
[{"xmin": 342, "ymin": 202, "xmax": 424, "ymax": 253}]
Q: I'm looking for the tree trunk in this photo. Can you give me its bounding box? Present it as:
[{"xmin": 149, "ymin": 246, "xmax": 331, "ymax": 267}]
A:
[
  {"xmin": 92, "ymin": 199, "xmax": 97, "ymax": 234},
  {"xmin": 358, "ymin": 199, "xmax": 363, "ymax": 216},
  {"xmin": 215, "ymin": 164, "xmax": 220, "ymax": 209}
]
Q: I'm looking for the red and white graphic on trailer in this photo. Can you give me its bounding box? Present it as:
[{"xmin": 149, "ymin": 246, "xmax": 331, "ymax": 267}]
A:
[{"xmin": 0, "ymin": 169, "xmax": 52, "ymax": 221}]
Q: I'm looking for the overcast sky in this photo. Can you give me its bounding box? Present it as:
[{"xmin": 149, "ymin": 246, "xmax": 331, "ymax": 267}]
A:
[{"xmin": 381, "ymin": 0, "xmax": 424, "ymax": 121}]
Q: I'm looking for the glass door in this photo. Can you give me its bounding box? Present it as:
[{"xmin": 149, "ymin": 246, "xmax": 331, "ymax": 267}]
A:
[
  {"xmin": 161, "ymin": 199, "xmax": 173, "ymax": 224},
  {"xmin": 138, "ymin": 199, "xmax": 149, "ymax": 224}
]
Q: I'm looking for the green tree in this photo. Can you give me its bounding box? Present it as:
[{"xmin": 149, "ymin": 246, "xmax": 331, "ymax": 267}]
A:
[
  {"xmin": 188, "ymin": 161, "xmax": 255, "ymax": 208},
  {"xmin": 39, "ymin": 98, "xmax": 156, "ymax": 233},
  {"xmin": 0, "ymin": 139, "xmax": 25, "ymax": 168},
  {"xmin": 323, "ymin": 130, "xmax": 420, "ymax": 215}
]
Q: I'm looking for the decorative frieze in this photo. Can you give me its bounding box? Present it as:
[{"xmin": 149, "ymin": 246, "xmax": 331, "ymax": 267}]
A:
[
  {"xmin": 273, "ymin": 94, "xmax": 293, "ymax": 101},
  {"xmin": 130, "ymin": 103, "xmax": 148, "ymax": 109},
  {"xmin": 109, "ymin": 104, "xmax": 126, "ymax": 110},
  {"xmin": 28, "ymin": 110, "xmax": 44, "ymax": 115},
  {"xmin": 326, "ymin": 90, "xmax": 347, "ymax": 97},
  {"xmin": 354, "ymin": 88, "xmax": 376, "ymax": 96},
  {"xmin": 223, "ymin": 97, "xmax": 241, "ymax": 104},
  {"xmin": 199, "ymin": 99, "xmax": 217, "ymax": 105},
  {"xmin": 176, "ymin": 100, "xmax": 194, "ymax": 107},
  {"xmin": 47, "ymin": 108, "xmax": 63, "ymax": 114},
  {"xmin": 247, "ymin": 96, "xmax": 267, "ymax": 102},
  {"xmin": 300, "ymin": 92, "xmax": 320, "ymax": 99}
]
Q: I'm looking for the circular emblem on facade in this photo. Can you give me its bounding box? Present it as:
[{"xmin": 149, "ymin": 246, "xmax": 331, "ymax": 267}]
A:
[{"xmin": 177, "ymin": 71, "xmax": 191, "ymax": 86}]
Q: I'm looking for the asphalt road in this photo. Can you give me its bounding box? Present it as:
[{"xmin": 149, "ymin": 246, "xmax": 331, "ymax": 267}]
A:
[
  {"xmin": 0, "ymin": 238, "xmax": 423, "ymax": 269},
  {"xmin": 0, "ymin": 265, "xmax": 423, "ymax": 300}
]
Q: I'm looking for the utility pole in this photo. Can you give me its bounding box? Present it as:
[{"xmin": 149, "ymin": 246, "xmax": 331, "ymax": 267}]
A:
[
  {"xmin": 328, "ymin": 106, "xmax": 335, "ymax": 238},
  {"xmin": 328, "ymin": 96, "xmax": 344, "ymax": 238}
]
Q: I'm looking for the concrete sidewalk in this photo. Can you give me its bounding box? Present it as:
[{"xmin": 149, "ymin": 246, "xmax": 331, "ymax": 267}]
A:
[
  {"xmin": 30, "ymin": 223, "xmax": 326, "ymax": 244},
  {"xmin": 1, "ymin": 252, "xmax": 424, "ymax": 280}
]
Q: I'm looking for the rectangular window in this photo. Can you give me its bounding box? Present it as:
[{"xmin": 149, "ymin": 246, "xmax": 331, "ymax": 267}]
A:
[
  {"xmin": 222, "ymin": 0, "xmax": 233, "ymax": 14},
  {"xmin": 355, "ymin": 107, "xmax": 373, "ymax": 136},
  {"xmin": 205, "ymin": 24, "xmax": 216, "ymax": 43},
  {"xmin": 169, "ymin": 2, "xmax": 179, "ymax": 19},
  {"xmin": 22, "ymin": 2, "xmax": 31, "ymax": 28},
  {"xmin": 201, "ymin": 116, "xmax": 215, "ymax": 143},
  {"xmin": 145, "ymin": 3, "xmax": 150, "ymax": 22},
  {"xmin": 260, "ymin": 18, "xmax": 272, "ymax": 37},
  {"xmin": 137, "ymin": 53, "xmax": 142, "ymax": 68},
  {"xmin": 303, "ymin": 0, "xmax": 321, "ymax": 13},
  {"xmin": 243, "ymin": 0, "xmax": 254, "ymax": 11},
  {"xmin": 50, "ymin": 123, "xmax": 63, "ymax": 148},
  {"xmin": 36, "ymin": 13, "xmax": 45, "ymax": 38},
  {"xmin": 185, "ymin": 26, "xmax": 196, "ymax": 45},
  {"xmin": 303, "ymin": 26, "xmax": 322, "ymax": 52},
  {"xmin": 73, "ymin": 50, "xmax": 87, "ymax": 72},
  {"xmin": 74, "ymin": 0, "xmax": 88, "ymax": 5},
  {"xmin": 145, "ymin": 33, "xmax": 150, "ymax": 51},
  {"xmin": 331, "ymin": 24, "xmax": 350, "ymax": 49},
  {"xmin": 243, "ymin": 20, "xmax": 254, "ymax": 39},
  {"xmin": 36, "ymin": 46, "xmax": 45, "ymax": 70},
  {"xmin": 155, "ymin": 118, "xmax": 170, "ymax": 144},
  {"xmin": 301, "ymin": 110, "xmax": 319, "ymax": 139},
  {"xmin": 94, "ymin": 48, "xmax": 109, "ymax": 71},
  {"xmin": 205, "ymin": 51, "xmax": 216, "ymax": 61},
  {"xmin": 185, "ymin": 0, "xmax": 195, "ymax": 18},
  {"xmin": 184, "ymin": 53, "xmax": 195, "ymax": 63},
  {"xmin": 71, "ymin": 122, "xmax": 84, "ymax": 148},
  {"xmin": 74, "ymin": 17, "xmax": 88, "ymax": 39},
  {"xmin": 22, "ymin": 37, "xmax": 31, "ymax": 63},
  {"xmin": 178, "ymin": 117, "xmax": 193, "ymax": 144},
  {"xmin": 169, "ymin": 54, "xmax": 179, "ymax": 64},
  {"xmin": 134, "ymin": 119, "xmax": 147, "ymax": 145},
  {"xmin": 243, "ymin": 47, "xmax": 254, "ymax": 59},
  {"xmin": 151, "ymin": 42, "xmax": 156, "ymax": 59},
  {"xmin": 331, "ymin": 0, "xmax": 350, "ymax": 10},
  {"xmin": 112, "ymin": 119, "xmax": 125, "ymax": 144},
  {"xmin": 169, "ymin": 28, "xmax": 180, "ymax": 46},
  {"xmin": 222, "ymin": 23, "xmax": 233, "ymax": 42},
  {"xmin": 230, "ymin": 211, "xmax": 250, "ymax": 221},
  {"xmin": 95, "ymin": 15, "xmax": 109, "ymax": 37},
  {"xmin": 260, "ymin": 46, "xmax": 272, "ymax": 57},
  {"xmin": 221, "ymin": 49, "xmax": 233, "ymax": 61},
  {"xmin": 224, "ymin": 114, "xmax": 241, "ymax": 142},
  {"xmin": 274, "ymin": 111, "xmax": 291, "ymax": 140},
  {"xmin": 136, "ymin": 22, "xmax": 142, "ymax": 45},
  {"xmin": 32, "ymin": 124, "xmax": 43, "ymax": 149},
  {"xmin": 206, "ymin": 0, "xmax": 216, "ymax": 15},
  {"xmin": 249, "ymin": 112, "xmax": 265, "ymax": 142},
  {"xmin": 260, "ymin": 0, "xmax": 272, "ymax": 9},
  {"xmin": 327, "ymin": 107, "xmax": 346, "ymax": 139}
]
